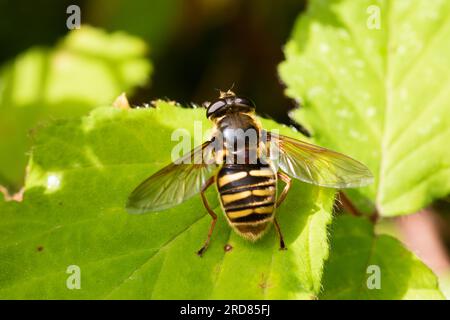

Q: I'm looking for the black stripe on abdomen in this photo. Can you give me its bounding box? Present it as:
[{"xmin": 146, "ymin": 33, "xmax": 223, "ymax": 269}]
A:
[
  {"xmin": 217, "ymin": 164, "xmax": 276, "ymax": 193},
  {"xmin": 230, "ymin": 213, "xmax": 272, "ymax": 223}
]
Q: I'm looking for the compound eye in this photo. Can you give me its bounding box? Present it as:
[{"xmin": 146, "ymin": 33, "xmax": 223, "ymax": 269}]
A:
[
  {"xmin": 206, "ymin": 99, "xmax": 227, "ymax": 118},
  {"xmin": 234, "ymin": 97, "xmax": 255, "ymax": 109}
]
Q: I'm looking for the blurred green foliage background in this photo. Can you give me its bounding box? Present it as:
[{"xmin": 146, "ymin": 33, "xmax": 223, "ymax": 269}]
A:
[
  {"xmin": 0, "ymin": 0, "xmax": 309, "ymax": 191},
  {"xmin": 0, "ymin": 0, "xmax": 305, "ymax": 118}
]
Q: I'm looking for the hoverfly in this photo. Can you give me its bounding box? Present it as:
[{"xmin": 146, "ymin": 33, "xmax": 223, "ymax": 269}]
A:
[{"xmin": 126, "ymin": 90, "xmax": 373, "ymax": 256}]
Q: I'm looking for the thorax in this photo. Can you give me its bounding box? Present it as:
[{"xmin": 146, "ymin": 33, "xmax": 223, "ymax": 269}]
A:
[{"xmin": 211, "ymin": 112, "xmax": 263, "ymax": 165}]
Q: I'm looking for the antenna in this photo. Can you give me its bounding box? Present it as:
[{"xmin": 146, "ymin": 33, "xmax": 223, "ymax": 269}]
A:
[{"xmin": 217, "ymin": 83, "xmax": 236, "ymax": 99}]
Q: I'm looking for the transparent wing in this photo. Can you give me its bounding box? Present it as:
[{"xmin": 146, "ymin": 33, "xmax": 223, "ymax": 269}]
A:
[
  {"xmin": 267, "ymin": 132, "xmax": 373, "ymax": 188},
  {"xmin": 126, "ymin": 141, "xmax": 217, "ymax": 214}
]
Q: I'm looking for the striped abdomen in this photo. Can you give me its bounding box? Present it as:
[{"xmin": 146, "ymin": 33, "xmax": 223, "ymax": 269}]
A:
[{"xmin": 216, "ymin": 162, "xmax": 277, "ymax": 240}]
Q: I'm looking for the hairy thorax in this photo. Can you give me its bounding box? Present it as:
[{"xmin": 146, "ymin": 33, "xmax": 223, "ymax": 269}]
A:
[{"xmin": 213, "ymin": 112, "xmax": 262, "ymax": 165}]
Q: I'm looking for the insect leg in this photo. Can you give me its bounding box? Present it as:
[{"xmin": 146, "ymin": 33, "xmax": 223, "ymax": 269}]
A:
[
  {"xmin": 197, "ymin": 176, "xmax": 218, "ymax": 257},
  {"xmin": 276, "ymin": 171, "xmax": 292, "ymax": 207},
  {"xmin": 273, "ymin": 171, "xmax": 291, "ymax": 250},
  {"xmin": 274, "ymin": 218, "xmax": 286, "ymax": 250}
]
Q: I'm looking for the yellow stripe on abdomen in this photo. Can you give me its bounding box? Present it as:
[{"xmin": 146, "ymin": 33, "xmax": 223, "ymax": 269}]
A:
[
  {"xmin": 251, "ymin": 187, "xmax": 275, "ymax": 196},
  {"xmin": 253, "ymin": 206, "xmax": 274, "ymax": 214},
  {"xmin": 221, "ymin": 190, "xmax": 252, "ymax": 204},
  {"xmin": 248, "ymin": 169, "xmax": 275, "ymax": 177},
  {"xmin": 227, "ymin": 209, "xmax": 254, "ymax": 219},
  {"xmin": 218, "ymin": 171, "xmax": 248, "ymax": 187}
]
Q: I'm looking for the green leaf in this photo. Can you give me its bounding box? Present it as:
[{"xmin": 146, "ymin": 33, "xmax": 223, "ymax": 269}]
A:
[
  {"xmin": 0, "ymin": 102, "xmax": 335, "ymax": 299},
  {"xmin": 279, "ymin": 0, "xmax": 450, "ymax": 216},
  {"xmin": 438, "ymin": 272, "xmax": 450, "ymax": 299},
  {"xmin": 320, "ymin": 216, "xmax": 444, "ymax": 299},
  {"xmin": 0, "ymin": 26, "xmax": 152, "ymax": 191}
]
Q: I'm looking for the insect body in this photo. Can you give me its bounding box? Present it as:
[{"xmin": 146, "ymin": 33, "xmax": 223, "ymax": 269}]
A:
[
  {"xmin": 212, "ymin": 104, "xmax": 278, "ymax": 242},
  {"xmin": 216, "ymin": 161, "xmax": 277, "ymax": 241},
  {"xmin": 127, "ymin": 90, "xmax": 373, "ymax": 256}
]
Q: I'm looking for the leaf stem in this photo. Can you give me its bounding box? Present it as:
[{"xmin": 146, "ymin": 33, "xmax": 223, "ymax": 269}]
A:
[
  {"xmin": 369, "ymin": 210, "xmax": 380, "ymax": 223},
  {"xmin": 338, "ymin": 192, "xmax": 380, "ymax": 224},
  {"xmin": 338, "ymin": 191, "xmax": 361, "ymax": 217}
]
